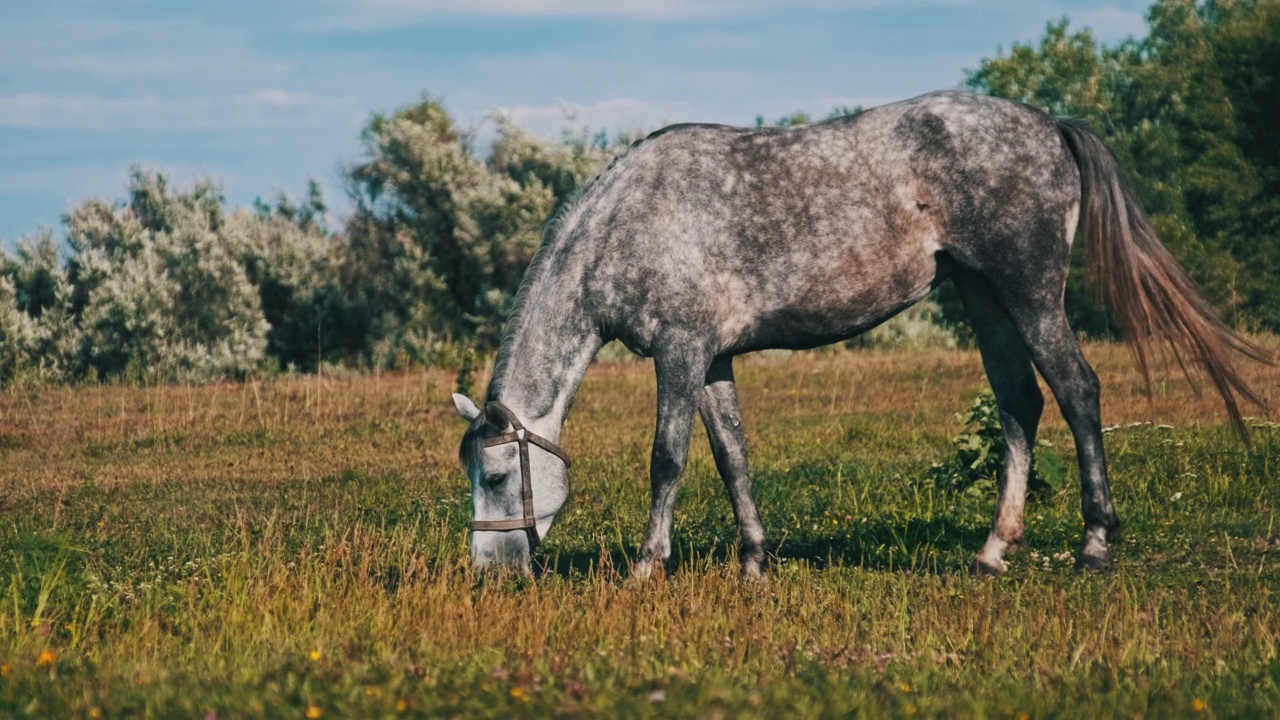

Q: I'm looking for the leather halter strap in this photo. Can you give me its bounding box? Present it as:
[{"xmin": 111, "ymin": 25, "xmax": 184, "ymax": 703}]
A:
[{"xmin": 470, "ymin": 401, "xmax": 570, "ymax": 549}]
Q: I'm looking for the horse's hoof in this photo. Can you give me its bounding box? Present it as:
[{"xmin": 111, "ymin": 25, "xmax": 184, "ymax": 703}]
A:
[
  {"xmin": 739, "ymin": 559, "xmax": 767, "ymax": 584},
  {"xmin": 971, "ymin": 556, "xmax": 1008, "ymax": 576},
  {"xmin": 629, "ymin": 558, "xmax": 667, "ymax": 582},
  {"xmin": 1073, "ymin": 552, "xmax": 1113, "ymax": 571}
]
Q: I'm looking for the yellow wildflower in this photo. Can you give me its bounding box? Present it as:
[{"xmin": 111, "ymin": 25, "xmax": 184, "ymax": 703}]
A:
[
  {"xmin": 309, "ymin": 649, "xmax": 321, "ymax": 662},
  {"xmin": 1191, "ymin": 699, "xmax": 1207, "ymax": 713},
  {"xmin": 88, "ymin": 708, "xmax": 103, "ymax": 719},
  {"xmin": 0, "ymin": 663, "xmax": 10, "ymax": 677},
  {"xmin": 306, "ymin": 704, "xmax": 323, "ymax": 719},
  {"xmin": 510, "ymin": 687, "xmax": 526, "ymax": 700},
  {"xmin": 36, "ymin": 649, "xmax": 57, "ymax": 667},
  {"xmin": 395, "ymin": 699, "xmax": 409, "ymax": 712},
  {"xmin": 1016, "ymin": 713, "xmax": 1030, "ymax": 720},
  {"xmin": 897, "ymin": 682, "xmax": 913, "ymax": 693}
]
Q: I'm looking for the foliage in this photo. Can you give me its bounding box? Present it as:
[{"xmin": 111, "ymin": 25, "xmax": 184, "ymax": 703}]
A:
[
  {"xmin": 341, "ymin": 98, "xmax": 635, "ymax": 365},
  {"xmin": 0, "ymin": 170, "xmax": 354, "ymax": 383},
  {"xmin": 453, "ymin": 346, "xmax": 478, "ymax": 399},
  {"xmin": 70, "ymin": 171, "xmax": 270, "ymax": 382},
  {"xmin": 228, "ymin": 194, "xmax": 356, "ymax": 373},
  {"xmin": 0, "ymin": 103, "xmax": 642, "ymax": 384},
  {"xmin": 0, "ymin": 232, "xmax": 81, "ymax": 384},
  {"xmin": 967, "ymin": 0, "xmax": 1280, "ymax": 334},
  {"xmin": 928, "ymin": 390, "xmax": 1067, "ymax": 498}
]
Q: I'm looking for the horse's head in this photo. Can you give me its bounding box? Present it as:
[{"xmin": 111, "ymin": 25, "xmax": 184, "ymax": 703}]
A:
[{"xmin": 453, "ymin": 393, "xmax": 570, "ymax": 574}]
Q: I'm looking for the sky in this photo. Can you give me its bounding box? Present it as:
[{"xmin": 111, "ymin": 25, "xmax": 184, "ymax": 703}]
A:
[{"xmin": 0, "ymin": 0, "xmax": 1153, "ymax": 245}]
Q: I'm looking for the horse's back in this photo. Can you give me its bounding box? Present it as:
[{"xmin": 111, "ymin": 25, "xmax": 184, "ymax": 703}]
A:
[{"xmin": 570, "ymin": 91, "xmax": 1079, "ymax": 354}]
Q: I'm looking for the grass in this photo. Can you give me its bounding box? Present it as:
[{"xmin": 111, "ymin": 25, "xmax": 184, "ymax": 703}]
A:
[{"xmin": 1, "ymin": 342, "xmax": 1279, "ymax": 718}]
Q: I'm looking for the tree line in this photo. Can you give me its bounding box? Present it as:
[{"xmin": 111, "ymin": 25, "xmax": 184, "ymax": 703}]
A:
[
  {"xmin": 1, "ymin": 0, "xmax": 1275, "ymax": 384},
  {"xmin": 966, "ymin": 0, "xmax": 1279, "ymax": 337}
]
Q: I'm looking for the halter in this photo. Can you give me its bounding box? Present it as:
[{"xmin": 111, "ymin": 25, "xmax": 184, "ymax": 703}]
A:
[{"xmin": 470, "ymin": 401, "xmax": 571, "ymax": 551}]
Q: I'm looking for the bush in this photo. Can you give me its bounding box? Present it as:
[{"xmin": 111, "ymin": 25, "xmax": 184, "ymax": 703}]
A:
[
  {"xmin": 65, "ymin": 170, "xmax": 269, "ymax": 382},
  {"xmin": 927, "ymin": 390, "xmax": 1066, "ymax": 498},
  {"xmin": 0, "ymin": 232, "xmax": 81, "ymax": 384}
]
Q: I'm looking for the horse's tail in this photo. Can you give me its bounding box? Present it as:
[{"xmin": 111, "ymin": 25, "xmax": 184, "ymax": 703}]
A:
[{"xmin": 1056, "ymin": 117, "xmax": 1272, "ymax": 439}]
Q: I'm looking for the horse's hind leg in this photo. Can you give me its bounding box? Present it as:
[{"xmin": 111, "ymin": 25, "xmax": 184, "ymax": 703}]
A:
[
  {"xmin": 697, "ymin": 357, "xmax": 766, "ymax": 579},
  {"xmin": 633, "ymin": 336, "xmax": 714, "ymax": 579},
  {"xmin": 955, "ymin": 275, "xmax": 1045, "ymax": 574},
  {"xmin": 995, "ymin": 289, "xmax": 1119, "ymax": 570}
]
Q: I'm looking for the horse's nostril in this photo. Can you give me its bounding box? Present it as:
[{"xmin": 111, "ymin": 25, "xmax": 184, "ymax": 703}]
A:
[{"xmin": 472, "ymin": 529, "xmax": 533, "ymax": 569}]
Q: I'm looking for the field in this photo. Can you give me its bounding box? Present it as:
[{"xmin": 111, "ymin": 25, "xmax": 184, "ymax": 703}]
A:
[{"xmin": 2, "ymin": 342, "xmax": 1279, "ymax": 718}]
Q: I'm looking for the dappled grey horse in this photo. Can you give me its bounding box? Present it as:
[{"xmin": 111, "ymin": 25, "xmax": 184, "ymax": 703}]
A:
[{"xmin": 453, "ymin": 90, "xmax": 1268, "ymax": 577}]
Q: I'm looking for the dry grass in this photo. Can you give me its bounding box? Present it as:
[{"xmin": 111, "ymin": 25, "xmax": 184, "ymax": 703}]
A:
[{"xmin": 2, "ymin": 341, "xmax": 1279, "ymax": 717}]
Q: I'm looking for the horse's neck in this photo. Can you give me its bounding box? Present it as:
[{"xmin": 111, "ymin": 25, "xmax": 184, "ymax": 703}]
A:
[{"xmin": 485, "ymin": 288, "xmax": 600, "ymax": 441}]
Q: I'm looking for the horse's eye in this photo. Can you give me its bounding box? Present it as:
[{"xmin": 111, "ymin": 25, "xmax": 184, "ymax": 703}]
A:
[{"xmin": 483, "ymin": 472, "xmax": 505, "ymax": 488}]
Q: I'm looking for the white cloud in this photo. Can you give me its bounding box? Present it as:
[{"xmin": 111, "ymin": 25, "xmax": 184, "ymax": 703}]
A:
[
  {"xmin": 0, "ymin": 161, "xmax": 253, "ymax": 246},
  {"xmin": 0, "ymin": 163, "xmax": 130, "ymax": 201},
  {"xmin": 315, "ymin": 0, "xmax": 1003, "ymax": 28},
  {"xmin": 493, "ymin": 96, "xmax": 694, "ymax": 140},
  {"xmin": 47, "ymin": 54, "xmax": 295, "ymax": 82},
  {"xmin": 0, "ymin": 91, "xmax": 361, "ymax": 130},
  {"xmin": 0, "ymin": 94, "xmax": 212, "ymax": 129},
  {"xmin": 0, "ymin": 0, "xmax": 1157, "ymax": 241},
  {"xmin": 229, "ymin": 89, "xmax": 364, "ymax": 128},
  {"xmin": 336, "ymin": 0, "xmax": 785, "ymax": 24}
]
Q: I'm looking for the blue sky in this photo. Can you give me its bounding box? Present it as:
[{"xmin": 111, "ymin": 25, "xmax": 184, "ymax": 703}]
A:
[{"xmin": 0, "ymin": 0, "xmax": 1152, "ymax": 245}]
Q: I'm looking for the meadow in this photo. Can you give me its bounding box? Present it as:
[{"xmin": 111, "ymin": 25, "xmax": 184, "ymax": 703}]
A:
[{"xmin": 1, "ymin": 342, "xmax": 1278, "ymax": 718}]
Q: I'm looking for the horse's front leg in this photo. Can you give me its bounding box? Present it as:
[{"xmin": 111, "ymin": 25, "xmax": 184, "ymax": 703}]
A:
[
  {"xmin": 633, "ymin": 340, "xmax": 711, "ymax": 579},
  {"xmin": 697, "ymin": 357, "xmax": 766, "ymax": 579}
]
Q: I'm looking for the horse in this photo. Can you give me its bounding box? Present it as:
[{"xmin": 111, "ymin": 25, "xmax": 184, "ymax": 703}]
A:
[{"xmin": 451, "ymin": 90, "xmax": 1269, "ymax": 578}]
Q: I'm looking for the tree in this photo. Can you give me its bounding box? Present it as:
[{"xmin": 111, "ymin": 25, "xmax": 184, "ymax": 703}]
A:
[
  {"xmin": 236, "ymin": 182, "xmax": 355, "ymax": 371},
  {"xmin": 967, "ymin": 0, "xmax": 1280, "ymax": 334},
  {"xmin": 342, "ymin": 97, "xmax": 630, "ymax": 361}
]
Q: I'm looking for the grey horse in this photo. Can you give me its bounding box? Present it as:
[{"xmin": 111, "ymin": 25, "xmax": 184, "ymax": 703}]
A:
[{"xmin": 452, "ymin": 90, "xmax": 1269, "ymax": 578}]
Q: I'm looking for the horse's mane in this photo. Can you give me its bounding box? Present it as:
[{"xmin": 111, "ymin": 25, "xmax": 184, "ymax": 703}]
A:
[
  {"xmin": 485, "ymin": 209, "xmax": 569, "ymax": 401},
  {"xmin": 485, "ymin": 137, "xmax": 648, "ymax": 400}
]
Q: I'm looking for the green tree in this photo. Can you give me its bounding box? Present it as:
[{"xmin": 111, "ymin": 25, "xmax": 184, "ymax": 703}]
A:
[
  {"xmin": 342, "ymin": 97, "xmax": 630, "ymax": 361},
  {"xmin": 230, "ymin": 184, "xmax": 354, "ymax": 372},
  {"xmin": 967, "ymin": 0, "xmax": 1280, "ymax": 334}
]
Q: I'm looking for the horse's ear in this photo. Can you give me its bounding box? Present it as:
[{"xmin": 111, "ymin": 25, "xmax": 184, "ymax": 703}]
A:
[{"xmin": 452, "ymin": 393, "xmax": 482, "ymax": 422}]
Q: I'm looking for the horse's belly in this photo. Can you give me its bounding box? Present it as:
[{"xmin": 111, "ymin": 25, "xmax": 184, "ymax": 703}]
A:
[{"xmin": 729, "ymin": 244, "xmax": 942, "ymax": 352}]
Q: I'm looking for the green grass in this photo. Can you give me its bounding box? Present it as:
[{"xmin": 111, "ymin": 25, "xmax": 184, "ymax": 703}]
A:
[{"xmin": 1, "ymin": 345, "xmax": 1279, "ymax": 718}]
